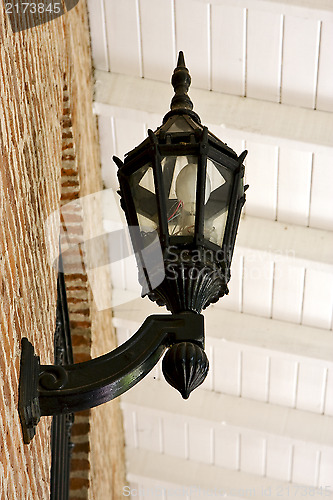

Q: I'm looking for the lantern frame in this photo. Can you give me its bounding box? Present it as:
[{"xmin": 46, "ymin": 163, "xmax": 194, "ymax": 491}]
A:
[{"xmin": 115, "ymin": 53, "xmax": 247, "ymax": 314}]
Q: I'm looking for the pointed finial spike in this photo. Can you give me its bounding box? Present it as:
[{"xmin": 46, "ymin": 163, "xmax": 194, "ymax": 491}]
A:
[{"xmin": 177, "ymin": 51, "xmax": 186, "ymax": 68}]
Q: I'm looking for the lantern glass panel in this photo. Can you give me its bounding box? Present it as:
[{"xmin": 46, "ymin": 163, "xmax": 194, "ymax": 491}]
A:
[
  {"xmin": 204, "ymin": 159, "xmax": 233, "ymax": 246},
  {"xmin": 129, "ymin": 162, "xmax": 159, "ymax": 236},
  {"xmin": 161, "ymin": 155, "xmax": 199, "ymax": 238}
]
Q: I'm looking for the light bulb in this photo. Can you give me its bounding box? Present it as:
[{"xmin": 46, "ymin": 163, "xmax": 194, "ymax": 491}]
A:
[
  {"xmin": 172, "ymin": 163, "xmax": 212, "ymax": 236},
  {"xmin": 175, "ymin": 163, "xmax": 211, "ymax": 214}
]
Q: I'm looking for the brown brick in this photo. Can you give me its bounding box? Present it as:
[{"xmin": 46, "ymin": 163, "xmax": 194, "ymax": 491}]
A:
[{"xmin": 70, "ymin": 477, "xmax": 89, "ymax": 490}]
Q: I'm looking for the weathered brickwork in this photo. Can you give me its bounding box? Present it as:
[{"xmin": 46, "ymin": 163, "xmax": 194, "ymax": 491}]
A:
[{"xmin": 0, "ymin": 1, "xmax": 126, "ymax": 499}]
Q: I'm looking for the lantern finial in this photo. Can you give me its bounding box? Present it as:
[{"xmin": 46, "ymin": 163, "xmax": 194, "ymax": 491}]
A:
[{"xmin": 170, "ymin": 51, "xmax": 194, "ymax": 112}]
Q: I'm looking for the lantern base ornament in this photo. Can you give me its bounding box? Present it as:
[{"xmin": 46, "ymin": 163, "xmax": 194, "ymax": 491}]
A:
[{"xmin": 19, "ymin": 311, "xmax": 207, "ymax": 443}]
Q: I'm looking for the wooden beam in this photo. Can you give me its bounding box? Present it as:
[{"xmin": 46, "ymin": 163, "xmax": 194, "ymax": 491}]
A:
[
  {"xmin": 121, "ymin": 378, "xmax": 333, "ymax": 446},
  {"xmin": 125, "ymin": 447, "xmax": 333, "ymax": 500},
  {"xmin": 113, "ymin": 296, "xmax": 333, "ymax": 363},
  {"xmin": 94, "ymin": 70, "xmax": 333, "ymax": 153}
]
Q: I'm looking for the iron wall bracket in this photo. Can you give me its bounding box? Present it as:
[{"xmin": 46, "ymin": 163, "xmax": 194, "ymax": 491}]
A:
[{"xmin": 19, "ymin": 311, "xmax": 206, "ymax": 444}]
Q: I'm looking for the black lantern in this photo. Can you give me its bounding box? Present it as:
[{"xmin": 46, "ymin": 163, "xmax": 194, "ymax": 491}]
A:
[
  {"xmin": 18, "ymin": 53, "xmax": 248, "ymax": 444},
  {"xmin": 114, "ymin": 52, "xmax": 247, "ymax": 315}
]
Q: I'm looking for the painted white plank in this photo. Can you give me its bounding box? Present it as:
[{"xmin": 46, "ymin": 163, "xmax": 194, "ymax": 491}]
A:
[
  {"xmin": 104, "ymin": 0, "xmax": 142, "ymax": 77},
  {"xmin": 139, "ymin": 0, "xmax": 174, "ymax": 82},
  {"xmin": 122, "ymin": 409, "xmax": 137, "ymax": 448},
  {"xmin": 309, "ymin": 152, "xmax": 333, "ymax": 231},
  {"xmin": 94, "ymin": 70, "xmax": 333, "ymax": 152},
  {"xmin": 244, "ymin": 141, "xmax": 278, "ymax": 220},
  {"xmin": 269, "ymin": 357, "xmax": 298, "ymax": 408},
  {"xmin": 114, "ymin": 117, "xmax": 146, "ymax": 159},
  {"xmin": 242, "ymin": 257, "xmax": 274, "ymax": 317},
  {"xmin": 296, "ymin": 362, "xmax": 327, "ymax": 413},
  {"xmin": 277, "ymin": 147, "xmax": 312, "ymax": 226},
  {"xmin": 247, "ymin": 10, "xmax": 282, "ymax": 102},
  {"xmin": 316, "ymin": 21, "xmax": 333, "ymax": 112},
  {"xmin": 213, "ymin": 343, "xmax": 241, "ymax": 396},
  {"xmin": 214, "ymin": 426, "xmax": 239, "ymax": 470},
  {"xmin": 292, "ymin": 444, "xmax": 320, "ymax": 486},
  {"xmin": 319, "ymin": 449, "xmax": 333, "ymax": 487},
  {"xmin": 240, "ymin": 434, "xmax": 266, "ymax": 475},
  {"xmin": 98, "ymin": 115, "xmax": 118, "ymax": 190},
  {"xmin": 302, "ymin": 269, "xmax": 333, "ymax": 330},
  {"xmin": 272, "ymin": 264, "xmax": 305, "ymax": 324},
  {"xmin": 136, "ymin": 410, "xmax": 162, "ymax": 453},
  {"xmin": 162, "ymin": 417, "xmax": 186, "ymax": 459},
  {"xmin": 213, "ymin": 252, "xmax": 243, "ymax": 312},
  {"xmin": 325, "ymin": 368, "xmax": 333, "ymax": 416},
  {"xmin": 266, "ymin": 436, "xmax": 293, "ymax": 482},
  {"xmin": 87, "ymin": 0, "xmax": 109, "ymax": 71},
  {"xmin": 241, "ymin": 351, "xmax": 269, "ymax": 401},
  {"xmin": 281, "ymin": 15, "xmax": 320, "ymax": 108},
  {"xmin": 175, "ymin": 0, "xmax": 210, "ymax": 90},
  {"xmin": 188, "ymin": 421, "xmax": 212, "ymax": 464},
  {"xmin": 211, "ymin": 5, "xmax": 245, "ymax": 96}
]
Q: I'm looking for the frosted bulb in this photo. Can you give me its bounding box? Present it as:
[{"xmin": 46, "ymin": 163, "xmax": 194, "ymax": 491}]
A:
[{"xmin": 175, "ymin": 163, "xmax": 211, "ymax": 214}]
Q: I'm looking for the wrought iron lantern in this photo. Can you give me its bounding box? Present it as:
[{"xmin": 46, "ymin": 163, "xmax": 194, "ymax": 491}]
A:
[{"xmin": 18, "ymin": 52, "xmax": 247, "ymax": 444}]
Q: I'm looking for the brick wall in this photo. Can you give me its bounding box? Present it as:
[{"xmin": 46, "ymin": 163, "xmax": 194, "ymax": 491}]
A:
[{"xmin": 0, "ymin": 2, "xmax": 126, "ymax": 499}]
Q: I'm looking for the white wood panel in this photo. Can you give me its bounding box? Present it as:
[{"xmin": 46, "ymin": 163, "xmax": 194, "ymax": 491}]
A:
[
  {"xmin": 114, "ymin": 117, "xmax": 146, "ymax": 159},
  {"xmin": 266, "ymin": 436, "xmax": 292, "ymax": 481},
  {"xmin": 240, "ymin": 434, "xmax": 266, "ymax": 475},
  {"xmin": 319, "ymin": 449, "xmax": 333, "ymax": 486},
  {"xmin": 244, "ymin": 141, "xmax": 278, "ymax": 220},
  {"xmin": 316, "ymin": 21, "xmax": 333, "ymax": 112},
  {"xmin": 188, "ymin": 421, "xmax": 211, "ymax": 464},
  {"xmin": 309, "ymin": 152, "xmax": 333, "ymax": 230},
  {"xmin": 296, "ymin": 362, "xmax": 327, "ymax": 413},
  {"xmin": 302, "ymin": 269, "xmax": 333, "ymax": 330},
  {"xmin": 325, "ymin": 369, "xmax": 333, "ymax": 416},
  {"xmin": 213, "ymin": 343, "xmax": 241, "ymax": 396},
  {"xmin": 214, "ymin": 252, "xmax": 243, "ymax": 312},
  {"xmin": 269, "ymin": 357, "xmax": 298, "ymax": 408},
  {"xmin": 292, "ymin": 444, "xmax": 320, "ymax": 486},
  {"xmin": 277, "ymin": 147, "xmax": 312, "ymax": 226},
  {"xmin": 282, "ymin": 16, "xmax": 320, "ymax": 108},
  {"xmin": 87, "ymin": 0, "xmax": 109, "ymax": 71},
  {"xmin": 214, "ymin": 427, "xmax": 239, "ymax": 470},
  {"xmin": 241, "ymin": 351, "xmax": 269, "ymax": 401},
  {"xmin": 122, "ymin": 409, "xmax": 137, "ymax": 448},
  {"xmin": 272, "ymin": 264, "xmax": 305, "ymax": 324},
  {"xmin": 163, "ymin": 417, "xmax": 186, "ymax": 459},
  {"xmin": 98, "ymin": 115, "xmax": 117, "ymax": 190},
  {"xmin": 211, "ymin": 5, "xmax": 245, "ymax": 96},
  {"xmin": 140, "ymin": 0, "xmax": 174, "ymax": 82},
  {"xmin": 175, "ymin": 0, "xmax": 210, "ymax": 90},
  {"xmin": 136, "ymin": 411, "xmax": 162, "ymax": 453},
  {"xmin": 247, "ymin": 10, "xmax": 282, "ymax": 102},
  {"xmin": 242, "ymin": 257, "xmax": 274, "ymax": 317},
  {"xmin": 104, "ymin": 0, "xmax": 142, "ymax": 77}
]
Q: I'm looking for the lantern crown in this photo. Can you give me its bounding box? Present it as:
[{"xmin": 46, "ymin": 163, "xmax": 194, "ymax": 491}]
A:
[{"xmin": 164, "ymin": 52, "xmax": 201, "ymax": 125}]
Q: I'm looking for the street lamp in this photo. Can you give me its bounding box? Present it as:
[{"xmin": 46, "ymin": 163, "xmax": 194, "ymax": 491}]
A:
[{"xmin": 19, "ymin": 52, "xmax": 247, "ymax": 443}]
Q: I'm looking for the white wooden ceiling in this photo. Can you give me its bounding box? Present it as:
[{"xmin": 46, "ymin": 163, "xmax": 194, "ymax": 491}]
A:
[{"xmin": 87, "ymin": 0, "xmax": 333, "ymax": 498}]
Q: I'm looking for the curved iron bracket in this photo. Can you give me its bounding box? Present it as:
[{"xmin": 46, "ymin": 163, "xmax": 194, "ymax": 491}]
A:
[{"xmin": 19, "ymin": 311, "xmax": 204, "ymax": 443}]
